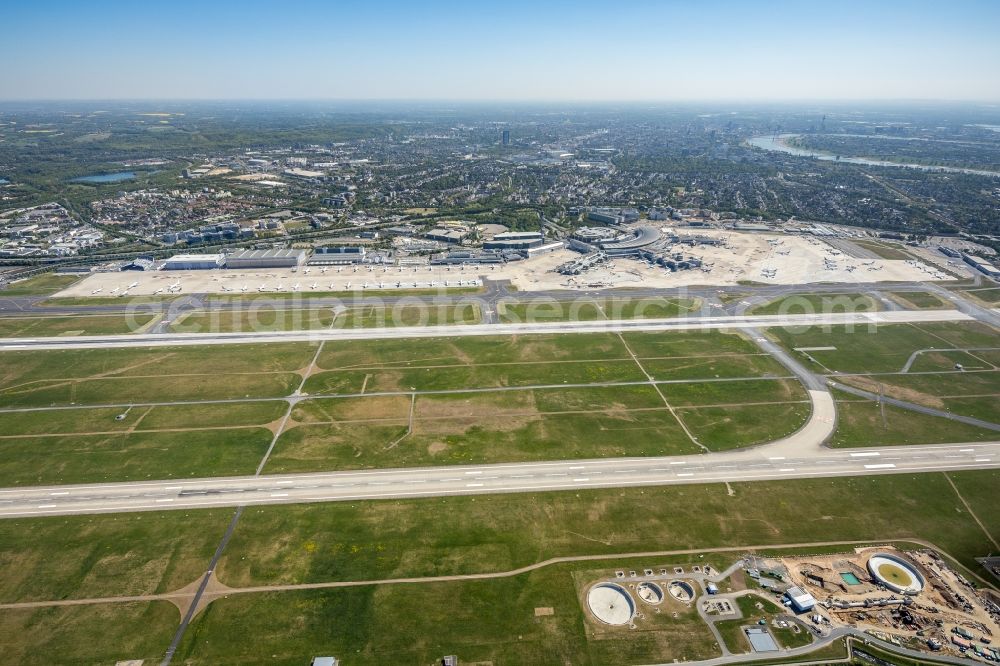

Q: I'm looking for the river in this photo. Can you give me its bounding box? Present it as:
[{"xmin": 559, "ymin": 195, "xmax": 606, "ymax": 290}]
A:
[{"xmin": 746, "ymin": 134, "xmax": 1000, "ymax": 178}]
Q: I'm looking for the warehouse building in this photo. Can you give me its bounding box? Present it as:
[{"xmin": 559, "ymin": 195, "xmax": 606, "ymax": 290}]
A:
[
  {"xmin": 224, "ymin": 249, "xmax": 307, "ymax": 269},
  {"xmin": 309, "ymin": 246, "xmax": 366, "ymax": 265},
  {"xmin": 162, "ymin": 253, "xmax": 225, "ymax": 270}
]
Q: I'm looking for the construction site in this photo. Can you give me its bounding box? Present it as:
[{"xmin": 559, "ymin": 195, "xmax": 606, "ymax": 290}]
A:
[
  {"xmin": 571, "ymin": 546, "xmax": 1000, "ymax": 664},
  {"xmin": 758, "ymin": 547, "xmax": 1000, "ymax": 661}
]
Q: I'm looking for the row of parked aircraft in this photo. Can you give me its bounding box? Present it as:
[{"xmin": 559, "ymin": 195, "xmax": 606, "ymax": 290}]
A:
[
  {"xmin": 88, "ymin": 275, "xmax": 481, "ymax": 296},
  {"xmin": 92, "ymin": 280, "xmax": 182, "ymax": 296}
]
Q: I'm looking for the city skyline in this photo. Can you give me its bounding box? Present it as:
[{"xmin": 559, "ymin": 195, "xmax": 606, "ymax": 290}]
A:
[{"xmin": 2, "ymin": 0, "xmax": 999, "ymax": 101}]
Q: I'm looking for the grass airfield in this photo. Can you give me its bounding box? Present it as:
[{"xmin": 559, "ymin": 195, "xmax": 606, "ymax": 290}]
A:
[{"xmin": 0, "ymin": 291, "xmax": 996, "ymax": 664}]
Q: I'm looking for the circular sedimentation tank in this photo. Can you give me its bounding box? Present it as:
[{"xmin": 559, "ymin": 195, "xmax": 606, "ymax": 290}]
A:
[
  {"xmin": 587, "ymin": 583, "xmax": 635, "ymax": 625},
  {"xmin": 668, "ymin": 580, "xmax": 695, "ymax": 602},
  {"xmin": 637, "ymin": 582, "xmax": 664, "ymax": 605},
  {"xmin": 867, "ymin": 553, "xmax": 924, "ymax": 595}
]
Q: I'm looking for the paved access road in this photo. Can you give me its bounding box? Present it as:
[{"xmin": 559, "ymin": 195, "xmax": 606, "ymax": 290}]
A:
[
  {"xmin": 1, "ymin": 440, "xmax": 995, "ymax": 519},
  {"xmin": 0, "ymin": 308, "xmax": 974, "ymax": 351}
]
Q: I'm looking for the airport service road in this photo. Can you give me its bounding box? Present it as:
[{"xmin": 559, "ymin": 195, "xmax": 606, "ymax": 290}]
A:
[
  {"xmin": 0, "ymin": 308, "xmax": 974, "ymax": 350},
  {"xmin": 0, "ymin": 442, "xmax": 996, "ymax": 519}
]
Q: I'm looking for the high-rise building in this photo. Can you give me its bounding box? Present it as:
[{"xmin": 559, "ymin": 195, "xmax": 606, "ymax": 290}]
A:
[{"xmin": 502, "ymin": 129, "xmax": 510, "ymax": 146}]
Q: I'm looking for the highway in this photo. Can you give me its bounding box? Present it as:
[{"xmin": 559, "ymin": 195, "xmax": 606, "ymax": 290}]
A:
[
  {"xmin": 0, "ymin": 308, "xmax": 974, "ymax": 350},
  {"xmin": 0, "ymin": 440, "xmax": 995, "ymax": 518}
]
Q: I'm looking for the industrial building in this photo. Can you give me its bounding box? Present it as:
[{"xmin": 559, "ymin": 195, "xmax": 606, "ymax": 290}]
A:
[
  {"xmin": 785, "ymin": 586, "xmax": 817, "ymax": 613},
  {"xmin": 309, "ymin": 246, "xmax": 367, "ymax": 265},
  {"xmin": 162, "ymin": 253, "xmax": 225, "ymax": 270},
  {"xmin": 224, "ymin": 249, "xmax": 306, "ymax": 269}
]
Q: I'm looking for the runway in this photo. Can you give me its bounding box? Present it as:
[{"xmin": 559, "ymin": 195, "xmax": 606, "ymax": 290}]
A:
[
  {"xmin": 0, "ymin": 308, "xmax": 974, "ymax": 350},
  {"xmin": 0, "ymin": 440, "xmax": 995, "ymax": 518}
]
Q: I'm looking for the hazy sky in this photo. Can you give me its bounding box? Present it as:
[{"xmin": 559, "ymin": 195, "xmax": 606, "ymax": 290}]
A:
[{"xmin": 3, "ymin": 0, "xmax": 999, "ymax": 101}]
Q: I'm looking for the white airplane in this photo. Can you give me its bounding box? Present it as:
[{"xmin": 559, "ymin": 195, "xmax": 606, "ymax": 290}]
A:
[
  {"xmin": 378, "ymin": 282, "xmax": 384, "ymax": 289},
  {"xmin": 110, "ymin": 287, "xmax": 120, "ymax": 294},
  {"xmin": 396, "ymin": 281, "xmax": 402, "ymax": 288},
  {"xmin": 221, "ymin": 284, "xmax": 230, "ymax": 292},
  {"xmin": 310, "ymin": 282, "xmax": 318, "ymax": 290},
  {"xmin": 345, "ymin": 282, "xmax": 351, "ymax": 289},
  {"xmin": 362, "ymin": 282, "xmax": 368, "ymax": 289},
  {"xmin": 258, "ymin": 284, "xmax": 267, "ymax": 292},
  {"xmin": 153, "ymin": 288, "xmax": 163, "ymax": 295},
  {"xmin": 128, "ymin": 281, "xmax": 139, "ymax": 289},
  {"xmin": 241, "ymin": 284, "xmax": 248, "ymax": 293},
  {"xmin": 303, "ymin": 268, "xmax": 310, "ymax": 274},
  {"xmin": 168, "ymin": 281, "xmax": 181, "ymax": 291},
  {"xmin": 320, "ymin": 267, "xmax": 328, "ymax": 274},
  {"xmin": 292, "ymin": 283, "xmax": 300, "ymax": 291},
  {"xmin": 119, "ymin": 290, "xmax": 130, "ymax": 297},
  {"xmin": 91, "ymin": 287, "xmax": 103, "ymax": 294}
]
